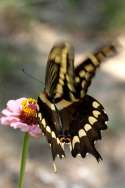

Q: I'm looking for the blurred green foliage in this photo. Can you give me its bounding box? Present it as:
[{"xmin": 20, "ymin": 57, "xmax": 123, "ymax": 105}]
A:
[
  {"xmin": 0, "ymin": 0, "xmax": 125, "ymax": 31},
  {"xmin": 98, "ymin": 0, "xmax": 125, "ymax": 30}
]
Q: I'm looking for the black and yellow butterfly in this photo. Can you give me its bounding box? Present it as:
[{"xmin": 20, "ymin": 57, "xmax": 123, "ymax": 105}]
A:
[{"xmin": 37, "ymin": 42, "xmax": 116, "ymax": 163}]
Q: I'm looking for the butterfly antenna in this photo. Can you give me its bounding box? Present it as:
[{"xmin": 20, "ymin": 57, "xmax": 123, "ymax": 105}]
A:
[{"xmin": 22, "ymin": 68, "xmax": 45, "ymax": 87}]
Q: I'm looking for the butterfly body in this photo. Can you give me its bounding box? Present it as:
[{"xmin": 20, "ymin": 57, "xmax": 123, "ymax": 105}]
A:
[{"xmin": 37, "ymin": 42, "xmax": 117, "ymax": 161}]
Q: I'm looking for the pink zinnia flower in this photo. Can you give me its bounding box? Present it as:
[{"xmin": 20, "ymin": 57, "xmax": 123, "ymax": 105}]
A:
[{"xmin": 0, "ymin": 98, "xmax": 41, "ymax": 138}]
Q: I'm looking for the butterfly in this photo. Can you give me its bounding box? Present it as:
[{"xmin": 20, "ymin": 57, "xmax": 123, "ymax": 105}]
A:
[{"xmin": 37, "ymin": 42, "xmax": 116, "ymax": 165}]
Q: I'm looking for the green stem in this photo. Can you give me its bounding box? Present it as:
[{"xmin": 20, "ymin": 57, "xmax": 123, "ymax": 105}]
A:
[{"xmin": 18, "ymin": 133, "xmax": 30, "ymax": 188}]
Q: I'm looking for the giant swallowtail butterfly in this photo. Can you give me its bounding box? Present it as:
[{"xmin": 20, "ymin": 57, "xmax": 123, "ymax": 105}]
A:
[{"xmin": 37, "ymin": 42, "xmax": 116, "ymax": 166}]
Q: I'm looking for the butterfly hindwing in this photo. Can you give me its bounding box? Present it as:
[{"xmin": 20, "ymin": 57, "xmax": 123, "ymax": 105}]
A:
[
  {"xmin": 66, "ymin": 95, "xmax": 108, "ymax": 161},
  {"xmin": 37, "ymin": 95, "xmax": 65, "ymax": 160}
]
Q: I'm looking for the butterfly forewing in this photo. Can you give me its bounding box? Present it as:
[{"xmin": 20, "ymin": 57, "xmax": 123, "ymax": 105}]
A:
[
  {"xmin": 70, "ymin": 44, "xmax": 117, "ymax": 100},
  {"xmin": 44, "ymin": 42, "xmax": 75, "ymax": 102}
]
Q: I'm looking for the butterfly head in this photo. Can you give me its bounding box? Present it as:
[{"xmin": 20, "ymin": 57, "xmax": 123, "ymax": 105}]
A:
[{"xmin": 59, "ymin": 135, "xmax": 71, "ymax": 143}]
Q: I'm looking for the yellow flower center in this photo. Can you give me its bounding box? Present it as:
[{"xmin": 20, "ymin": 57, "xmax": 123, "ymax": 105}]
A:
[
  {"xmin": 20, "ymin": 98, "xmax": 37, "ymax": 125},
  {"xmin": 21, "ymin": 98, "xmax": 37, "ymax": 117}
]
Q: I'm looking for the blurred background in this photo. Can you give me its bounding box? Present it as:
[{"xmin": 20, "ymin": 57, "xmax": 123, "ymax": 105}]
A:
[{"xmin": 0, "ymin": 0, "xmax": 125, "ymax": 188}]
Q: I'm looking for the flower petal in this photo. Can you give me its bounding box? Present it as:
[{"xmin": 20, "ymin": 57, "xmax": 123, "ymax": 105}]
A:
[
  {"xmin": 19, "ymin": 123, "xmax": 30, "ymax": 132},
  {"xmin": 2, "ymin": 109, "xmax": 14, "ymax": 116},
  {"xmin": 7, "ymin": 98, "xmax": 26, "ymax": 113},
  {"xmin": 29, "ymin": 125, "xmax": 42, "ymax": 138},
  {"xmin": 0, "ymin": 116, "xmax": 20, "ymax": 125},
  {"xmin": 10, "ymin": 122, "xmax": 23, "ymax": 129}
]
